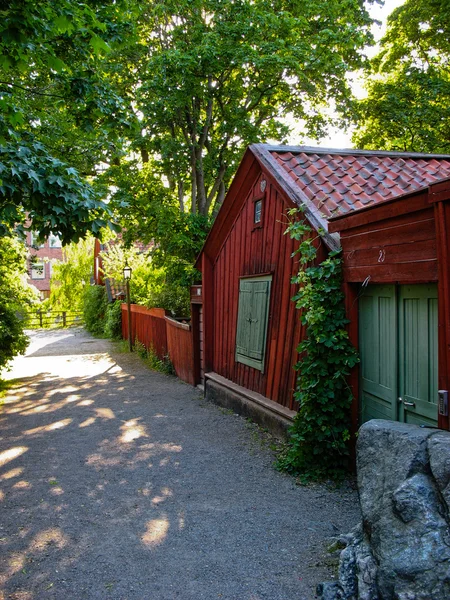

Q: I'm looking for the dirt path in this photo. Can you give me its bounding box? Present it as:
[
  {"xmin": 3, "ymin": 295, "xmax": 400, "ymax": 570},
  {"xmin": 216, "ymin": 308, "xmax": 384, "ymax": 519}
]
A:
[{"xmin": 0, "ymin": 329, "xmax": 359, "ymax": 600}]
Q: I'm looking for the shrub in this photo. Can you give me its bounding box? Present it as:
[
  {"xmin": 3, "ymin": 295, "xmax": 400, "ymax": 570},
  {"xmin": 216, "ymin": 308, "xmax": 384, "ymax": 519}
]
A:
[
  {"xmin": 104, "ymin": 300, "xmax": 122, "ymax": 339},
  {"xmin": 0, "ymin": 302, "xmax": 29, "ymax": 371},
  {"xmin": 145, "ymin": 283, "xmax": 191, "ymax": 317},
  {"xmin": 83, "ymin": 285, "xmax": 107, "ymax": 335}
]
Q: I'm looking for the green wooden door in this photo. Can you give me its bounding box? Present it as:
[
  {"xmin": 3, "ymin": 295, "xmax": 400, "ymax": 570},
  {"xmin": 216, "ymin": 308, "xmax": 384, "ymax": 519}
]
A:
[
  {"xmin": 398, "ymin": 285, "xmax": 438, "ymax": 426},
  {"xmin": 359, "ymin": 284, "xmax": 438, "ymax": 427},
  {"xmin": 359, "ymin": 285, "xmax": 397, "ymax": 423}
]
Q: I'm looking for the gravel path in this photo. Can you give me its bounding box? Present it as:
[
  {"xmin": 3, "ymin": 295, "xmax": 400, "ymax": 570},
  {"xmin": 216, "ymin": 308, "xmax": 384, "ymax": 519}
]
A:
[{"xmin": 0, "ymin": 329, "xmax": 360, "ymax": 600}]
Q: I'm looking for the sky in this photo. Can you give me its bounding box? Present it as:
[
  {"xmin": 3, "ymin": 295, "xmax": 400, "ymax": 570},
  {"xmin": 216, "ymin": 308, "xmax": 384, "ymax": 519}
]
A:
[{"xmin": 293, "ymin": 0, "xmax": 407, "ymax": 149}]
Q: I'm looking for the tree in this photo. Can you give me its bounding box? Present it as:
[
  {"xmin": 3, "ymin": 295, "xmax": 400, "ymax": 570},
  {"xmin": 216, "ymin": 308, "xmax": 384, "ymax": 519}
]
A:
[
  {"xmin": 109, "ymin": 0, "xmax": 375, "ymax": 217},
  {"xmin": 0, "ymin": 1, "xmax": 136, "ymax": 240},
  {"xmin": 49, "ymin": 236, "xmax": 95, "ymax": 313},
  {"xmin": 352, "ymin": 0, "xmax": 450, "ymax": 152}
]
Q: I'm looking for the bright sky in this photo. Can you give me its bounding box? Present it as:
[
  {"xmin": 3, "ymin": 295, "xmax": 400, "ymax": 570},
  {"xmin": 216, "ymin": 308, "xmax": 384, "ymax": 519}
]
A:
[{"xmin": 290, "ymin": 0, "xmax": 407, "ymax": 149}]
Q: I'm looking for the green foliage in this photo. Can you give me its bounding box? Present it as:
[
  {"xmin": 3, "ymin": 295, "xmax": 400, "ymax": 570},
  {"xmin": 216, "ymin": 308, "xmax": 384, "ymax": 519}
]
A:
[
  {"xmin": 135, "ymin": 340, "xmax": 175, "ymax": 376},
  {"xmin": 278, "ymin": 210, "xmax": 358, "ymax": 481},
  {"xmin": 0, "ymin": 236, "xmax": 37, "ymax": 371},
  {"xmin": 352, "ymin": 0, "xmax": 450, "ymax": 152},
  {"xmin": 145, "ymin": 284, "xmax": 191, "ymax": 318},
  {"xmin": 124, "ymin": 0, "xmax": 374, "ymax": 216},
  {"xmin": 0, "ymin": 1, "xmax": 134, "ymax": 241},
  {"xmin": 49, "ymin": 236, "xmax": 95, "ymax": 312},
  {"xmin": 82, "ymin": 285, "xmax": 107, "ymax": 336},
  {"xmin": 100, "ymin": 238, "xmax": 193, "ymax": 317},
  {"xmin": 104, "ymin": 301, "xmax": 122, "ymax": 340}
]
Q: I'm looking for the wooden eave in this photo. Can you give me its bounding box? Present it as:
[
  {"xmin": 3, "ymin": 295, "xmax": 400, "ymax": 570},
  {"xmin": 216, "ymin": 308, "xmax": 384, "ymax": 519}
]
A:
[{"xmin": 328, "ymin": 187, "xmax": 431, "ymax": 234}]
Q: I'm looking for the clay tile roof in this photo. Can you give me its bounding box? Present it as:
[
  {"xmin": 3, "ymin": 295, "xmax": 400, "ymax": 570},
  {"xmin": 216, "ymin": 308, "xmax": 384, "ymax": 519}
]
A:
[{"xmin": 263, "ymin": 146, "xmax": 450, "ymax": 221}]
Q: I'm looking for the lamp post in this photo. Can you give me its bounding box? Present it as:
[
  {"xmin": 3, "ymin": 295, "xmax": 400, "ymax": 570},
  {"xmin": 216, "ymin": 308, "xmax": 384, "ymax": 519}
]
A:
[{"xmin": 123, "ymin": 264, "xmax": 133, "ymax": 351}]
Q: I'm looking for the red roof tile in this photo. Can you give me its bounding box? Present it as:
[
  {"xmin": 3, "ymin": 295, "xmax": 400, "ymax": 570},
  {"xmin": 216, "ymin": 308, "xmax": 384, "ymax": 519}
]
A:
[{"xmin": 266, "ymin": 147, "xmax": 450, "ymax": 220}]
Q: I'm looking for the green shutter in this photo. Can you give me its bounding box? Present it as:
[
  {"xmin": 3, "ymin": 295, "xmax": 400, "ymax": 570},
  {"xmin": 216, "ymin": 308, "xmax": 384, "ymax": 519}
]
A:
[{"xmin": 236, "ymin": 276, "xmax": 272, "ymax": 372}]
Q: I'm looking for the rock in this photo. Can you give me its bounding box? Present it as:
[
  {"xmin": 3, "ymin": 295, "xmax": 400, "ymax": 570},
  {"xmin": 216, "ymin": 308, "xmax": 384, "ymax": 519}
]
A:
[
  {"xmin": 316, "ymin": 581, "xmax": 345, "ymax": 600},
  {"xmin": 317, "ymin": 421, "xmax": 450, "ymax": 600}
]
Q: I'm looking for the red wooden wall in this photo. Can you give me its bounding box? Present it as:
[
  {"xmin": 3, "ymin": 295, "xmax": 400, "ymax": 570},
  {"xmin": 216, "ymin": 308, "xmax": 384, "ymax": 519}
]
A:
[
  {"xmin": 211, "ymin": 173, "xmax": 321, "ymax": 410},
  {"xmin": 335, "ymin": 191, "xmax": 437, "ymax": 284}
]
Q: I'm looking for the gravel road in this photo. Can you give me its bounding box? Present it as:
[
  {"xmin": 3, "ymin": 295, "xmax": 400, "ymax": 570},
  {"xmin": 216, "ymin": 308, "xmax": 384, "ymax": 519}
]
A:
[{"xmin": 0, "ymin": 329, "xmax": 360, "ymax": 600}]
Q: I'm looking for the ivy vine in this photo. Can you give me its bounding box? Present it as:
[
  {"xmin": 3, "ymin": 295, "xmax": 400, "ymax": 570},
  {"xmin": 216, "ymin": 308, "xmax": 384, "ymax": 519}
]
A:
[{"xmin": 278, "ymin": 209, "xmax": 359, "ymax": 481}]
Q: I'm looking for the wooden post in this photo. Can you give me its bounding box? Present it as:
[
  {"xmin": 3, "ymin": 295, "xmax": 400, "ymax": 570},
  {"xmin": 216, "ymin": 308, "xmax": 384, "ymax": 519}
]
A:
[
  {"xmin": 63, "ymin": 312, "xmax": 67, "ymax": 327},
  {"xmin": 202, "ymin": 254, "xmax": 214, "ymax": 374},
  {"xmin": 38, "ymin": 309, "xmax": 43, "ymax": 328},
  {"xmin": 126, "ymin": 280, "xmax": 133, "ymax": 352}
]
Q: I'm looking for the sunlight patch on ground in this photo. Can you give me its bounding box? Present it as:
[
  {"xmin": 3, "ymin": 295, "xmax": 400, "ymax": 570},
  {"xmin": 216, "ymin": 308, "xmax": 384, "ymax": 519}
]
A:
[
  {"xmin": 119, "ymin": 419, "xmax": 148, "ymax": 443},
  {"xmin": 4, "ymin": 353, "xmax": 120, "ymax": 381},
  {"xmin": 22, "ymin": 419, "xmax": 72, "ymax": 436},
  {"xmin": 141, "ymin": 518, "xmax": 169, "ymax": 548},
  {"xmin": 95, "ymin": 408, "xmax": 115, "ymax": 420},
  {"xmin": 30, "ymin": 528, "xmax": 68, "ymax": 552},
  {"xmin": 152, "ymin": 487, "xmax": 173, "ymax": 505},
  {"xmin": 12, "ymin": 480, "xmax": 31, "ymax": 490},
  {"xmin": 79, "ymin": 417, "xmax": 96, "ymax": 428},
  {"xmin": 1, "ymin": 467, "xmax": 23, "ymax": 480},
  {"xmin": 0, "ymin": 447, "xmax": 28, "ymax": 468}
]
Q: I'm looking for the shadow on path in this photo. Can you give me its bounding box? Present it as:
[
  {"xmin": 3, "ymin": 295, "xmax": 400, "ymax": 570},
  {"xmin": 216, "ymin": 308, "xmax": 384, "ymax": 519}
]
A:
[{"xmin": 0, "ymin": 330, "xmax": 359, "ymax": 600}]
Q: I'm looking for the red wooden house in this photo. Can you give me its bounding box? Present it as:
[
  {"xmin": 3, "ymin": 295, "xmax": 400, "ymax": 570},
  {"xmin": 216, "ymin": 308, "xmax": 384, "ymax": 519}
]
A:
[{"xmin": 195, "ymin": 145, "xmax": 450, "ymax": 435}]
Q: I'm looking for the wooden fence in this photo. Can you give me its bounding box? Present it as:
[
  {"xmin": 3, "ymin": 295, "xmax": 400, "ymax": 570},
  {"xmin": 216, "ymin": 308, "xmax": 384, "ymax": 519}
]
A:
[
  {"xmin": 26, "ymin": 309, "xmax": 83, "ymax": 329},
  {"xmin": 121, "ymin": 304, "xmax": 196, "ymax": 386},
  {"xmin": 165, "ymin": 317, "xmax": 195, "ymax": 386}
]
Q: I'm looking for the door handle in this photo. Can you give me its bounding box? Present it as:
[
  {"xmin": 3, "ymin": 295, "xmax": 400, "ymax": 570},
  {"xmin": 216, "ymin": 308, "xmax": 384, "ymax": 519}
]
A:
[{"xmin": 398, "ymin": 397, "xmax": 415, "ymax": 407}]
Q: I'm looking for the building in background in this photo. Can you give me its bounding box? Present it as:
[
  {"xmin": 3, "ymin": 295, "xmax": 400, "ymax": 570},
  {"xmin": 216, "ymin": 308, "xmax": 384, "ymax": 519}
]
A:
[{"xmin": 26, "ymin": 230, "xmax": 63, "ymax": 299}]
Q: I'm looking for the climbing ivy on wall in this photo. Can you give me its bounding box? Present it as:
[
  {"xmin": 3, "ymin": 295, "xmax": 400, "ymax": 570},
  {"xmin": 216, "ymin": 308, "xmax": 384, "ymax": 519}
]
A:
[{"xmin": 278, "ymin": 209, "xmax": 359, "ymax": 480}]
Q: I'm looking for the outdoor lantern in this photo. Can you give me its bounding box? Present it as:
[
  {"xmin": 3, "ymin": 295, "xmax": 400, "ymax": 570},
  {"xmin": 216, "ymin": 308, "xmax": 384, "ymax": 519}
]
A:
[{"xmin": 123, "ymin": 265, "xmax": 132, "ymax": 280}]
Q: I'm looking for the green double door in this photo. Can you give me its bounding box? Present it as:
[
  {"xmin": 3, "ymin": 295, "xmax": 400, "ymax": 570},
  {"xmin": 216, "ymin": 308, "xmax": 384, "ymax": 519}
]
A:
[{"xmin": 359, "ymin": 284, "xmax": 438, "ymax": 427}]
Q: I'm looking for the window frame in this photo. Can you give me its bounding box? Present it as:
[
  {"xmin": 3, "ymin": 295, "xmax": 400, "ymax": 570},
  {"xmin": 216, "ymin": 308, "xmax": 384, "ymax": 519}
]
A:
[
  {"xmin": 252, "ymin": 192, "xmax": 265, "ymax": 230},
  {"xmin": 30, "ymin": 261, "xmax": 45, "ymax": 280}
]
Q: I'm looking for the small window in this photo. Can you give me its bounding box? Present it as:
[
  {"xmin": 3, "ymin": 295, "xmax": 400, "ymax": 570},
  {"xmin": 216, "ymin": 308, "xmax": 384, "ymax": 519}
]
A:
[
  {"xmin": 48, "ymin": 234, "xmax": 61, "ymax": 248},
  {"xmin": 254, "ymin": 199, "xmax": 262, "ymax": 224},
  {"xmin": 30, "ymin": 231, "xmax": 44, "ymax": 249},
  {"xmin": 235, "ymin": 275, "xmax": 272, "ymax": 372},
  {"xmin": 31, "ymin": 262, "xmax": 45, "ymax": 280}
]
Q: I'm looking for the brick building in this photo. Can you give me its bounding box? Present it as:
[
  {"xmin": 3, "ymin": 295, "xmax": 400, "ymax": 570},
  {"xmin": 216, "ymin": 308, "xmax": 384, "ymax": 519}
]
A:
[{"xmin": 26, "ymin": 230, "xmax": 63, "ymax": 299}]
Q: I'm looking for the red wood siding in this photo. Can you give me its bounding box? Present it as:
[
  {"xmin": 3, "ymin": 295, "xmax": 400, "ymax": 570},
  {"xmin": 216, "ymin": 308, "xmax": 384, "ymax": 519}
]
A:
[
  {"xmin": 212, "ymin": 174, "xmax": 307, "ymax": 409},
  {"xmin": 165, "ymin": 317, "xmax": 195, "ymax": 386},
  {"xmin": 339, "ymin": 198, "xmax": 438, "ymax": 284}
]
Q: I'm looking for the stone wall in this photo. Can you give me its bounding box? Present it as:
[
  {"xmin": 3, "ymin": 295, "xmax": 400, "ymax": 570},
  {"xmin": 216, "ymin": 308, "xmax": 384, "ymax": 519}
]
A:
[{"xmin": 317, "ymin": 420, "xmax": 450, "ymax": 600}]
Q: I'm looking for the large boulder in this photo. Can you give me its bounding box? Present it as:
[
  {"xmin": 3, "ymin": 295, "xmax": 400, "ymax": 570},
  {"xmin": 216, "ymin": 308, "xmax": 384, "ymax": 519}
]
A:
[{"xmin": 317, "ymin": 420, "xmax": 450, "ymax": 600}]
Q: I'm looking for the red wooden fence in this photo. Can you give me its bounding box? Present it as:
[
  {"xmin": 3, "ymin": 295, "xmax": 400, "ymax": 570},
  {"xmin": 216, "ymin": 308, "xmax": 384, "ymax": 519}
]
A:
[
  {"xmin": 121, "ymin": 305, "xmax": 168, "ymax": 358},
  {"xmin": 165, "ymin": 317, "xmax": 195, "ymax": 386},
  {"xmin": 121, "ymin": 304, "xmax": 196, "ymax": 386}
]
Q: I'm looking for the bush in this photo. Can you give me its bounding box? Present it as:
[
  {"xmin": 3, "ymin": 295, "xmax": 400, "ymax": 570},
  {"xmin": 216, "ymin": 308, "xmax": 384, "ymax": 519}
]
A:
[
  {"xmin": 145, "ymin": 283, "xmax": 191, "ymax": 317},
  {"xmin": 83, "ymin": 285, "xmax": 107, "ymax": 335},
  {"xmin": 104, "ymin": 300, "xmax": 122, "ymax": 339},
  {"xmin": 0, "ymin": 302, "xmax": 29, "ymax": 371}
]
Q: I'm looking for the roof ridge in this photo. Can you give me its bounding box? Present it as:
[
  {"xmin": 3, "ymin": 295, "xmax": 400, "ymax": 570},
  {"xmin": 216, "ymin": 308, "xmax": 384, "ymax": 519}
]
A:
[{"xmin": 251, "ymin": 143, "xmax": 450, "ymax": 160}]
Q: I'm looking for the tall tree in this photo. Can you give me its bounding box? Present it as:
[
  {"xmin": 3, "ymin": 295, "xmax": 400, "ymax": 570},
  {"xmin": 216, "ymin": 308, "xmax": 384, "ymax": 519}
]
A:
[
  {"xmin": 352, "ymin": 0, "xmax": 450, "ymax": 152},
  {"xmin": 0, "ymin": 1, "xmax": 137, "ymax": 241},
  {"xmin": 109, "ymin": 0, "xmax": 375, "ymax": 218}
]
